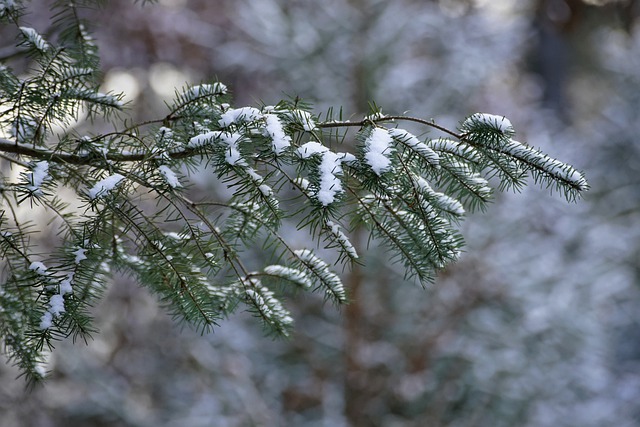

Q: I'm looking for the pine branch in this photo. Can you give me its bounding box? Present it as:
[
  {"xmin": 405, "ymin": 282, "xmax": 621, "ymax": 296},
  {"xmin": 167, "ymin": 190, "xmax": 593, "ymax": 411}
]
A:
[{"xmin": 0, "ymin": 0, "xmax": 590, "ymax": 383}]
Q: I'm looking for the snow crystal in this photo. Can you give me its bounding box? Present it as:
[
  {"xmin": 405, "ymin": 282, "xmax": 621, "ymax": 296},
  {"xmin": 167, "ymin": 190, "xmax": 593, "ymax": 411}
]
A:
[
  {"xmin": 88, "ymin": 174, "xmax": 125, "ymax": 199},
  {"xmin": 366, "ymin": 111, "xmax": 386, "ymax": 121},
  {"xmin": 465, "ymin": 113, "xmax": 513, "ymax": 133},
  {"xmin": 326, "ymin": 220, "xmax": 358, "ymax": 259},
  {"xmin": 218, "ymin": 107, "xmax": 263, "ymax": 127},
  {"xmin": 29, "ymin": 261, "xmax": 47, "ymax": 275},
  {"xmin": 73, "ymin": 248, "xmax": 87, "ymax": 264},
  {"xmin": 158, "ymin": 165, "xmax": 181, "ymax": 188},
  {"xmin": 165, "ymin": 232, "xmax": 186, "ymax": 240},
  {"xmin": 364, "ymin": 128, "xmax": 394, "ymax": 175},
  {"xmin": 26, "ymin": 161, "xmax": 50, "ymax": 194},
  {"xmin": 389, "ymin": 128, "xmax": 440, "ymax": 167},
  {"xmin": 264, "ymin": 114, "xmax": 291, "ymax": 155}
]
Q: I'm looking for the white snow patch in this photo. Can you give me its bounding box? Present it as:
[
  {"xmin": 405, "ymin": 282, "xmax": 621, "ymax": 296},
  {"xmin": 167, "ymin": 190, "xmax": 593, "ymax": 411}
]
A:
[
  {"xmin": 218, "ymin": 132, "xmax": 247, "ymax": 166},
  {"xmin": 264, "ymin": 265, "xmax": 312, "ymax": 288},
  {"xmin": 26, "ymin": 161, "xmax": 50, "ymax": 194},
  {"xmin": 157, "ymin": 126, "xmax": 173, "ymax": 139},
  {"xmin": 296, "ymin": 141, "xmax": 347, "ymax": 205},
  {"xmin": 186, "ymin": 83, "xmax": 227, "ymax": 98},
  {"xmin": 326, "ymin": 220, "xmax": 358, "ymax": 259},
  {"xmin": 338, "ymin": 152, "xmax": 357, "ymax": 165},
  {"xmin": 503, "ymin": 140, "xmax": 588, "ymax": 191},
  {"xmin": 73, "ymin": 248, "xmax": 87, "ymax": 264},
  {"xmin": 39, "ymin": 290, "xmax": 69, "ymax": 330},
  {"xmin": 415, "ymin": 176, "xmax": 465, "ymax": 216},
  {"xmin": 158, "ymin": 165, "xmax": 181, "ymax": 188},
  {"xmin": 292, "ymin": 110, "xmax": 316, "ymax": 131},
  {"xmin": 364, "ymin": 128, "xmax": 394, "ymax": 175},
  {"xmin": 465, "ymin": 113, "xmax": 513, "ymax": 133},
  {"xmin": 189, "ymin": 131, "xmax": 247, "ymax": 165},
  {"xmin": 317, "ymin": 151, "xmax": 344, "ymax": 206},
  {"xmin": 20, "ymin": 27, "xmax": 48, "ymax": 51},
  {"xmin": 258, "ymin": 184, "xmax": 273, "ymax": 197},
  {"xmin": 294, "ymin": 177, "xmax": 310, "ymax": 191},
  {"xmin": 39, "ymin": 312, "xmax": 53, "ymax": 330},
  {"xmin": 389, "ymin": 128, "xmax": 440, "ymax": 167},
  {"xmin": 218, "ymin": 107, "xmax": 263, "ymax": 127},
  {"xmin": 188, "ymin": 131, "xmax": 218, "ymax": 147},
  {"xmin": 29, "ymin": 261, "xmax": 47, "ymax": 275},
  {"xmin": 246, "ymin": 168, "xmax": 273, "ymax": 197},
  {"xmin": 59, "ymin": 273, "xmax": 74, "ymax": 295},
  {"xmin": 264, "ymin": 114, "xmax": 291, "ymax": 155},
  {"xmin": 88, "ymin": 174, "xmax": 125, "ymax": 199},
  {"xmin": 48, "ymin": 294, "xmax": 65, "ymax": 316},
  {"xmin": 297, "ymin": 141, "xmax": 329, "ymax": 158},
  {"xmin": 246, "ymin": 168, "xmax": 263, "ymax": 182}
]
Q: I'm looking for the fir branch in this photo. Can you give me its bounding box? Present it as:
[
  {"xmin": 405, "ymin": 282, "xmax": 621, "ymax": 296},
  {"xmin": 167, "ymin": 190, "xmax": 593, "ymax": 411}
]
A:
[
  {"xmin": 317, "ymin": 115, "xmax": 464, "ymax": 140},
  {"xmin": 0, "ymin": 0, "xmax": 590, "ymax": 381}
]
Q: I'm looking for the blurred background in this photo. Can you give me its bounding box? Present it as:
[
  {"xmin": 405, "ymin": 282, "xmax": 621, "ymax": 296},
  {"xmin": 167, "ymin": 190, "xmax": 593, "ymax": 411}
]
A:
[{"xmin": 1, "ymin": 0, "xmax": 640, "ymax": 426}]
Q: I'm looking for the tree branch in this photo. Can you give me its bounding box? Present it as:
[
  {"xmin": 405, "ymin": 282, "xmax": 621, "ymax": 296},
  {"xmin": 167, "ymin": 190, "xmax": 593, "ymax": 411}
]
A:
[
  {"xmin": 0, "ymin": 137, "xmax": 199, "ymax": 165},
  {"xmin": 317, "ymin": 115, "xmax": 464, "ymax": 140},
  {"xmin": 2, "ymin": 115, "xmax": 464, "ymax": 166}
]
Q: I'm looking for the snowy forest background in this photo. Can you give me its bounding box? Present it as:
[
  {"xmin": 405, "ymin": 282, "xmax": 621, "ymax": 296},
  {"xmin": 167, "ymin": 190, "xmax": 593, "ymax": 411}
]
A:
[{"xmin": 1, "ymin": 0, "xmax": 639, "ymax": 426}]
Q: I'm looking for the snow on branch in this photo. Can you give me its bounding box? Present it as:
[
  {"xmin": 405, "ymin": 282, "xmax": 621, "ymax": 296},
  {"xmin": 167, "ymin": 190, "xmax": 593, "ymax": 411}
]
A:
[
  {"xmin": 363, "ymin": 127, "xmax": 394, "ymax": 175},
  {"xmin": 501, "ymin": 139, "xmax": 589, "ymax": 194},
  {"xmin": 294, "ymin": 249, "xmax": 346, "ymax": 304},
  {"xmin": 19, "ymin": 27, "xmax": 49, "ymax": 52},
  {"xmin": 87, "ymin": 174, "xmax": 125, "ymax": 199},
  {"xmin": 0, "ymin": 26, "xmax": 590, "ymax": 383}
]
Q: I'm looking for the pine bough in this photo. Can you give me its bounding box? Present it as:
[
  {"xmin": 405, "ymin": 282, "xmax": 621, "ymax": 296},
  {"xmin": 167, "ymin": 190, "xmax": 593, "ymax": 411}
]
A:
[{"xmin": 0, "ymin": 1, "xmax": 588, "ymax": 384}]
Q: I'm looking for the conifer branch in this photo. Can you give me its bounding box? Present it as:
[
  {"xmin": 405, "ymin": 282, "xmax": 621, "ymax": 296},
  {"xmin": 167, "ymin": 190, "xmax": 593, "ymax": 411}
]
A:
[
  {"xmin": 0, "ymin": 0, "xmax": 589, "ymax": 383},
  {"xmin": 317, "ymin": 115, "xmax": 464, "ymax": 140}
]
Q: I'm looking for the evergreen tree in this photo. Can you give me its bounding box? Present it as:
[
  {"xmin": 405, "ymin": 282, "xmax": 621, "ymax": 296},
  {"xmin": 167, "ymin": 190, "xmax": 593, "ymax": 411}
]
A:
[{"xmin": 0, "ymin": 0, "xmax": 587, "ymax": 385}]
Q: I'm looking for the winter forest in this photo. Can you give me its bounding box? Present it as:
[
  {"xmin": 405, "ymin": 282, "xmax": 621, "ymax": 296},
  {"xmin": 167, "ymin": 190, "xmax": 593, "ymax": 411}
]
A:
[{"xmin": 0, "ymin": 0, "xmax": 639, "ymax": 426}]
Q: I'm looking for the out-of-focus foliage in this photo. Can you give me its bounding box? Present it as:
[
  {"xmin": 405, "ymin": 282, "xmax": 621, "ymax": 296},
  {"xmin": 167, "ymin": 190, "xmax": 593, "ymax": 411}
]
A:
[{"xmin": 1, "ymin": 0, "xmax": 638, "ymax": 426}]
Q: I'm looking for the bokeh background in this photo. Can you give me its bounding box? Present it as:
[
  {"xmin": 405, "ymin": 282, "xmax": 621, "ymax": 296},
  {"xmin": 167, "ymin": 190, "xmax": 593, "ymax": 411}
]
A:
[{"xmin": 1, "ymin": 0, "xmax": 640, "ymax": 426}]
